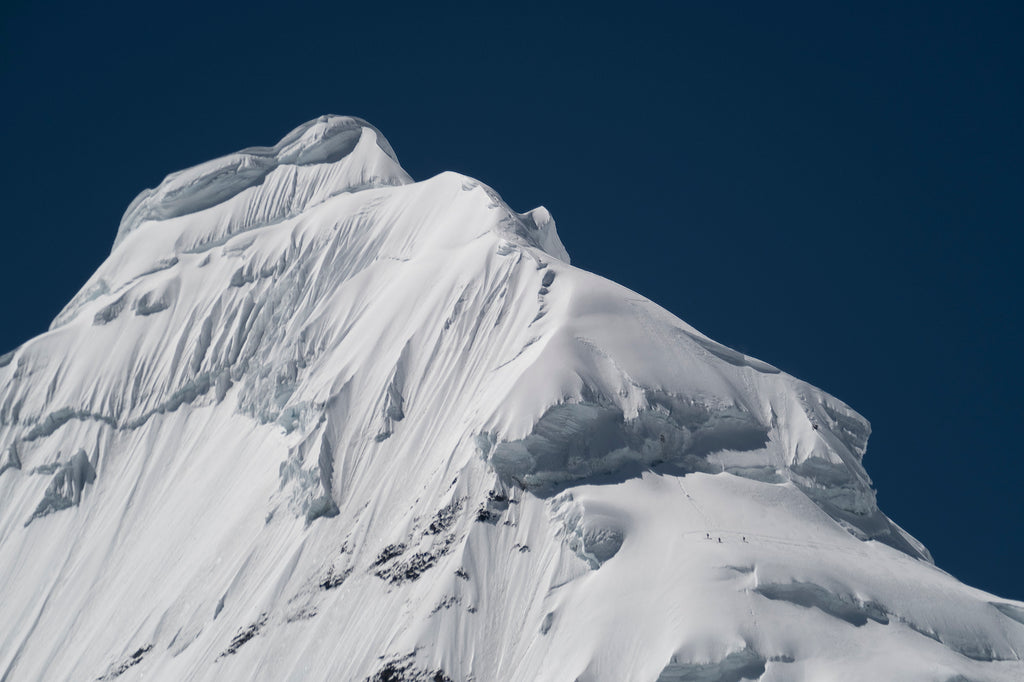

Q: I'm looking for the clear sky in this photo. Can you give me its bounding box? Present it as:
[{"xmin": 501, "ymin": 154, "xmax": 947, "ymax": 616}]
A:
[{"xmin": 2, "ymin": 2, "xmax": 1021, "ymax": 599}]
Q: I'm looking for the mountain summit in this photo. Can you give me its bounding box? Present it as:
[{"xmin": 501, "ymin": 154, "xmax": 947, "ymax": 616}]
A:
[{"xmin": 1, "ymin": 116, "xmax": 1021, "ymax": 681}]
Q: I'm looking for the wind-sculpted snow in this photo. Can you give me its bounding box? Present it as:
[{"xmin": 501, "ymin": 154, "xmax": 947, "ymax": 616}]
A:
[
  {"xmin": 25, "ymin": 448, "xmax": 96, "ymax": 525},
  {"xmin": 0, "ymin": 443, "xmax": 19, "ymax": 475},
  {"xmin": 655, "ymin": 648, "xmax": 770, "ymax": 682},
  {"xmin": 753, "ymin": 580, "xmax": 890, "ymax": 627},
  {"xmin": 488, "ymin": 393, "xmax": 770, "ymax": 490},
  {"xmin": 0, "ymin": 116, "xmax": 1021, "ymax": 681},
  {"xmin": 111, "ymin": 116, "xmax": 408, "ymax": 250}
]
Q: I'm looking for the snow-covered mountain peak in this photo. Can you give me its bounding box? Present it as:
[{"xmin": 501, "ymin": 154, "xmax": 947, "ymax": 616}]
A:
[
  {"xmin": 54, "ymin": 117, "xmax": 568, "ymax": 331},
  {"xmin": 3, "ymin": 117, "xmax": 1023, "ymax": 681},
  {"xmin": 273, "ymin": 114, "xmax": 403, "ymax": 166},
  {"xmin": 109, "ymin": 115, "xmax": 566, "ymax": 265},
  {"xmin": 111, "ymin": 115, "xmax": 411, "ymax": 253}
]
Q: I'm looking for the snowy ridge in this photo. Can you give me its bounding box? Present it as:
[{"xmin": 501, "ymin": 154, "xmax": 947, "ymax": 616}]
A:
[
  {"xmin": 0, "ymin": 116, "xmax": 1021, "ymax": 681},
  {"xmin": 113, "ymin": 115, "xmax": 408, "ymax": 249}
]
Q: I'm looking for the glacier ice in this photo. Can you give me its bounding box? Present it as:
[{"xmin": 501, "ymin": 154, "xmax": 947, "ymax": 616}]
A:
[
  {"xmin": 26, "ymin": 448, "xmax": 96, "ymax": 525},
  {"xmin": 0, "ymin": 115, "xmax": 1021, "ymax": 681}
]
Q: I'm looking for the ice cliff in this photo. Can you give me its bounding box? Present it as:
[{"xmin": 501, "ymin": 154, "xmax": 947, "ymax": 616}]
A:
[{"xmin": 0, "ymin": 115, "xmax": 1021, "ymax": 681}]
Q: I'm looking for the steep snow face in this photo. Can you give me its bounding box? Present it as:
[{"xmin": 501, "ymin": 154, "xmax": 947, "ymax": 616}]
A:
[{"xmin": 0, "ymin": 117, "xmax": 1021, "ymax": 682}]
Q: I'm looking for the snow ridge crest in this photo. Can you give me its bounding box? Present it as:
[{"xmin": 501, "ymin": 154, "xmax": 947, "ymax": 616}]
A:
[{"xmin": 112, "ymin": 115, "xmax": 411, "ymax": 251}]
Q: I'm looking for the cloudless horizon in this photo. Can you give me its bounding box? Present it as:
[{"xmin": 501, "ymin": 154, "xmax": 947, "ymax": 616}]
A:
[{"xmin": 2, "ymin": 2, "xmax": 1021, "ymax": 599}]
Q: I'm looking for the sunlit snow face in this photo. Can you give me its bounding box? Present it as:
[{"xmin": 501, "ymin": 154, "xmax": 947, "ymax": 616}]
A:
[{"xmin": 0, "ymin": 115, "xmax": 1018, "ymax": 682}]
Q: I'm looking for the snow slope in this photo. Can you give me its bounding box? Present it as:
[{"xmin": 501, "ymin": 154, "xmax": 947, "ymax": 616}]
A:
[{"xmin": 0, "ymin": 115, "xmax": 1021, "ymax": 681}]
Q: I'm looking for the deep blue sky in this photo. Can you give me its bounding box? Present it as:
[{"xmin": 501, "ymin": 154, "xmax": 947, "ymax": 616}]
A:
[{"xmin": 2, "ymin": 2, "xmax": 1021, "ymax": 598}]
